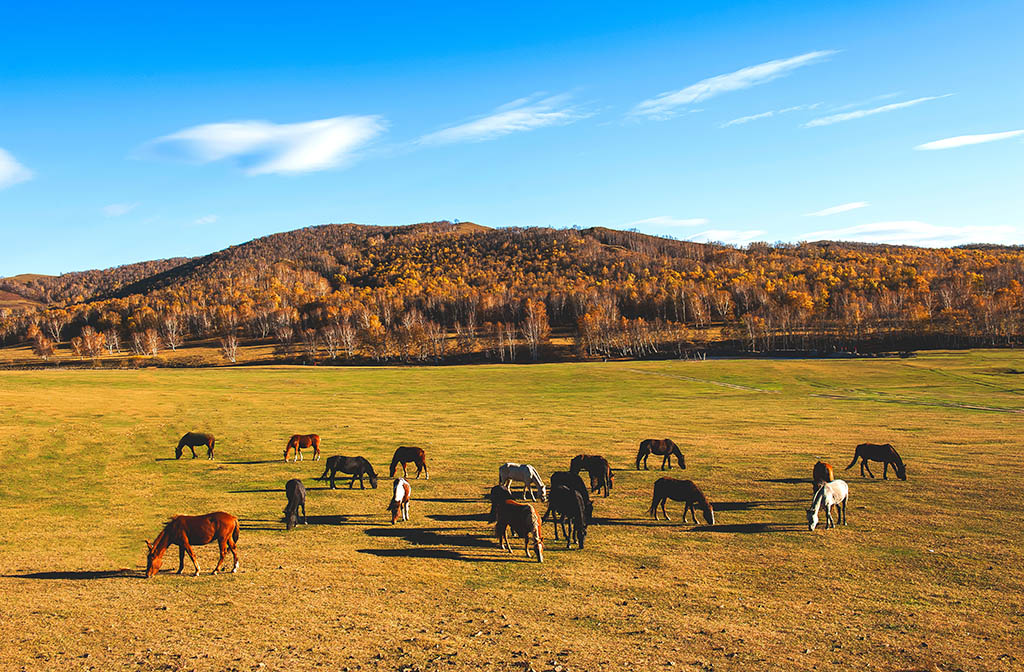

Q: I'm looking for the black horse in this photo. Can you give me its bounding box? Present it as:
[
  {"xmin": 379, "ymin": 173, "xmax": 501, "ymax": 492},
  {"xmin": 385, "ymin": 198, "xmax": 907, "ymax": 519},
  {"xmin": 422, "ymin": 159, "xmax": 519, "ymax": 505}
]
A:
[
  {"xmin": 570, "ymin": 454, "xmax": 613, "ymax": 497},
  {"xmin": 175, "ymin": 431, "xmax": 215, "ymax": 460},
  {"xmin": 546, "ymin": 485, "xmax": 588, "ymax": 549},
  {"xmin": 636, "ymin": 438, "xmax": 686, "ymax": 470},
  {"xmin": 845, "ymin": 443, "xmax": 906, "ymax": 480},
  {"xmin": 544, "ymin": 471, "xmax": 593, "ymax": 522},
  {"xmin": 318, "ymin": 455, "xmax": 379, "ymax": 489},
  {"xmin": 284, "ymin": 479, "xmax": 306, "ymax": 530}
]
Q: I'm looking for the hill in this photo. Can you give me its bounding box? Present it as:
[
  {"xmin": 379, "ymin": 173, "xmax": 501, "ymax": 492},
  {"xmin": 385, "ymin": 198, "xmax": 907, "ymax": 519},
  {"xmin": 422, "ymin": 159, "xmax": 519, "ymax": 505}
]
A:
[{"xmin": 1, "ymin": 221, "xmax": 1022, "ymax": 365}]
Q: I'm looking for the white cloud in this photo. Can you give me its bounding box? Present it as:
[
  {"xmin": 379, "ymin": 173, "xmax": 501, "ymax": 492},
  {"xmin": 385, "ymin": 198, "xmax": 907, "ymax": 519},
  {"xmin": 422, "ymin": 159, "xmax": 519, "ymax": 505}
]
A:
[
  {"xmin": 801, "ymin": 220, "xmax": 1020, "ymax": 246},
  {"xmin": 804, "ymin": 95, "xmax": 952, "ymax": 127},
  {"xmin": 804, "ymin": 201, "xmax": 869, "ymax": 217},
  {"xmin": 915, "ymin": 129, "xmax": 1024, "ymax": 150},
  {"xmin": 144, "ymin": 115, "xmax": 386, "ymax": 175},
  {"xmin": 0, "ymin": 148, "xmax": 32, "ymax": 189},
  {"xmin": 193, "ymin": 214, "xmax": 218, "ymax": 225},
  {"xmin": 630, "ymin": 216, "xmax": 709, "ymax": 227},
  {"xmin": 630, "ymin": 50, "xmax": 837, "ymax": 120},
  {"xmin": 720, "ymin": 103, "xmax": 821, "ymax": 127},
  {"xmin": 686, "ymin": 229, "xmax": 767, "ymax": 245},
  {"xmin": 418, "ymin": 95, "xmax": 587, "ymax": 145},
  {"xmin": 103, "ymin": 202, "xmax": 138, "ymax": 217}
]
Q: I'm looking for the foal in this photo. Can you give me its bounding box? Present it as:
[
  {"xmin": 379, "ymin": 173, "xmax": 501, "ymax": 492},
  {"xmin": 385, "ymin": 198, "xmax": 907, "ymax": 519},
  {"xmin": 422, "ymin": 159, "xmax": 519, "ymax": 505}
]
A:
[
  {"xmin": 807, "ymin": 479, "xmax": 849, "ymax": 531},
  {"xmin": 387, "ymin": 478, "xmax": 411, "ymax": 524}
]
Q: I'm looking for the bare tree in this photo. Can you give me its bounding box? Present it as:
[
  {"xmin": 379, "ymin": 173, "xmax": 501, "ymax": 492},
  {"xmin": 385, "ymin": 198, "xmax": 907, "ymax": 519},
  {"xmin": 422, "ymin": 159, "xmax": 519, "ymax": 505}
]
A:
[
  {"xmin": 31, "ymin": 333, "xmax": 55, "ymax": 361},
  {"xmin": 338, "ymin": 318, "xmax": 358, "ymax": 358},
  {"xmin": 161, "ymin": 312, "xmax": 185, "ymax": 351},
  {"xmin": 143, "ymin": 328, "xmax": 161, "ymax": 356},
  {"xmin": 220, "ymin": 332, "xmax": 239, "ymax": 363},
  {"xmin": 521, "ymin": 299, "xmax": 551, "ymax": 361}
]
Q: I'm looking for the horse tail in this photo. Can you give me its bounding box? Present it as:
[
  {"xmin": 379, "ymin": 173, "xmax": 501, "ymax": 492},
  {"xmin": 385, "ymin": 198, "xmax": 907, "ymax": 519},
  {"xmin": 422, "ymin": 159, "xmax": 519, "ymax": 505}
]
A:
[
  {"xmin": 233, "ymin": 519, "xmax": 240, "ymax": 543},
  {"xmin": 845, "ymin": 446, "xmax": 861, "ymax": 470},
  {"xmin": 647, "ymin": 483, "xmax": 661, "ymax": 516},
  {"xmin": 636, "ymin": 441, "xmax": 647, "ymax": 470}
]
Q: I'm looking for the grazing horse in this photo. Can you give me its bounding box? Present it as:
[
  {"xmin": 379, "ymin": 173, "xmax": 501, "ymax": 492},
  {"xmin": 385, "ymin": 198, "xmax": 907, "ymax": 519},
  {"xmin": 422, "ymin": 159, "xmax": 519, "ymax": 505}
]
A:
[
  {"xmin": 636, "ymin": 438, "xmax": 686, "ymax": 470},
  {"xmin": 390, "ymin": 446, "xmax": 429, "ymax": 479},
  {"xmin": 318, "ymin": 455, "xmax": 378, "ymax": 489},
  {"xmin": 144, "ymin": 512, "xmax": 239, "ymax": 577},
  {"xmin": 845, "ymin": 443, "xmax": 906, "ymax": 480},
  {"xmin": 175, "ymin": 432, "xmax": 215, "ymax": 460},
  {"xmin": 813, "ymin": 461, "xmax": 835, "ymax": 492},
  {"xmin": 284, "ymin": 479, "xmax": 306, "ymax": 530},
  {"xmin": 648, "ymin": 478, "xmax": 715, "ymax": 525},
  {"xmin": 387, "ymin": 478, "xmax": 411, "ymax": 524},
  {"xmin": 807, "ymin": 479, "xmax": 849, "ymax": 530},
  {"xmin": 498, "ymin": 463, "xmax": 547, "ymax": 501},
  {"xmin": 487, "ymin": 485, "xmax": 543, "ymax": 562},
  {"xmin": 570, "ymin": 454, "xmax": 613, "ymax": 497},
  {"xmin": 284, "ymin": 434, "xmax": 321, "ymax": 462},
  {"xmin": 546, "ymin": 485, "xmax": 588, "ymax": 549},
  {"xmin": 544, "ymin": 471, "xmax": 593, "ymax": 522}
]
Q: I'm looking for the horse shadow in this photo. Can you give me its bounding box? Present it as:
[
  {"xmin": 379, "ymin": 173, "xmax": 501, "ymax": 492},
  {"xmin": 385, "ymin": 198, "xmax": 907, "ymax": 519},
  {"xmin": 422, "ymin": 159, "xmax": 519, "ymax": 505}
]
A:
[
  {"xmin": 756, "ymin": 477, "xmax": 810, "ymax": 485},
  {"xmin": 591, "ymin": 517, "xmax": 668, "ymax": 528},
  {"xmin": 714, "ymin": 500, "xmax": 802, "ymax": 512},
  {"xmin": 239, "ymin": 513, "xmax": 374, "ymax": 531},
  {"xmin": 416, "ymin": 497, "xmax": 481, "ymax": 504},
  {"xmin": 688, "ymin": 523, "xmax": 804, "ymax": 534},
  {"xmin": 364, "ymin": 526, "xmax": 495, "ymax": 549},
  {"xmin": 4, "ymin": 569, "xmax": 138, "ymax": 580},
  {"xmin": 356, "ymin": 548, "xmax": 508, "ymax": 562},
  {"xmin": 426, "ymin": 512, "xmax": 489, "ymax": 523},
  {"xmin": 220, "ymin": 460, "xmax": 280, "ymax": 465}
]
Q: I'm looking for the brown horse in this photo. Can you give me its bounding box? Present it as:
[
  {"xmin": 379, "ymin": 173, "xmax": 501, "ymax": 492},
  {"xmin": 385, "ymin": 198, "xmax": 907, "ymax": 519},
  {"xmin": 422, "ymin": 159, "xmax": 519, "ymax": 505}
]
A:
[
  {"xmin": 813, "ymin": 461, "xmax": 835, "ymax": 492},
  {"xmin": 570, "ymin": 454, "xmax": 613, "ymax": 497},
  {"xmin": 648, "ymin": 478, "xmax": 715, "ymax": 525},
  {"xmin": 145, "ymin": 512, "xmax": 239, "ymax": 578},
  {"xmin": 487, "ymin": 485, "xmax": 543, "ymax": 562},
  {"xmin": 390, "ymin": 446, "xmax": 429, "ymax": 479},
  {"xmin": 176, "ymin": 432, "xmax": 215, "ymax": 460},
  {"xmin": 387, "ymin": 478, "xmax": 411, "ymax": 524},
  {"xmin": 284, "ymin": 434, "xmax": 321, "ymax": 462},
  {"xmin": 845, "ymin": 443, "xmax": 906, "ymax": 480},
  {"xmin": 636, "ymin": 438, "xmax": 686, "ymax": 470}
]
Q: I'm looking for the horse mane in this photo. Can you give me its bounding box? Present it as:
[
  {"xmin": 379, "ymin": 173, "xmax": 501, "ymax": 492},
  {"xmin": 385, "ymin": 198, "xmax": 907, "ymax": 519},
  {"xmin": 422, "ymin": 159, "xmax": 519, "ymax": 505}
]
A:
[{"xmin": 809, "ymin": 485, "xmax": 826, "ymax": 510}]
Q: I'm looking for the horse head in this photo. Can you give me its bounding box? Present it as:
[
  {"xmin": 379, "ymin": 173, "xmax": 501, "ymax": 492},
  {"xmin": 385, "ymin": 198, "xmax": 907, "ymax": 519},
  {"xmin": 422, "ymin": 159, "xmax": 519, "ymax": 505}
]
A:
[
  {"xmin": 677, "ymin": 451, "xmax": 686, "ymax": 469},
  {"xmin": 806, "ymin": 508, "xmax": 819, "ymax": 531},
  {"xmin": 702, "ymin": 503, "xmax": 715, "ymax": 526},
  {"xmin": 144, "ymin": 539, "xmax": 163, "ymax": 578},
  {"xmin": 369, "ymin": 471, "xmax": 379, "ymax": 489},
  {"xmin": 895, "ymin": 462, "xmax": 907, "ymax": 481}
]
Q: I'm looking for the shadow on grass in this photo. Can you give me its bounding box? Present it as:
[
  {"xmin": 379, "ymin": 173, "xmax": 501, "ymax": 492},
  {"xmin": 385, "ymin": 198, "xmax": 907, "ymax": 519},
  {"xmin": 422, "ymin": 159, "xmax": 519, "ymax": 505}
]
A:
[
  {"xmin": 591, "ymin": 517, "xmax": 666, "ymax": 528},
  {"xmin": 417, "ymin": 497, "xmax": 481, "ymax": 504},
  {"xmin": 219, "ymin": 460, "xmax": 281, "ymax": 465},
  {"xmin": 427, "ymin": 512, "xmax": 489, "ymax": 523},
  {"xmin": 356, "ymin": 548, "xmax": 510, "ymax": 562},
  {"xmin": 229, "ymin": 488, "xmax": 283, "ymax": 494},
  {"xmin": 713, "ymin": 500, "xmax": 802, "ymax": 511},
  {"xmin": 364, "ymin": 526, "xmax": 494, "ymax": 549},
  {"xmin": 688, "ymin": 522, "xmax": 804, "ymax": 534},
  {"xmin": 5, "ymin": 568, "xmax": 138, "ymax": 580},
  {"xmin": 240, "ymin": 513, "xmax": 375, "ymax": 531},
  {"xmin": 756, "ymin": 477, "xmax": 810, "ymax": 485}
]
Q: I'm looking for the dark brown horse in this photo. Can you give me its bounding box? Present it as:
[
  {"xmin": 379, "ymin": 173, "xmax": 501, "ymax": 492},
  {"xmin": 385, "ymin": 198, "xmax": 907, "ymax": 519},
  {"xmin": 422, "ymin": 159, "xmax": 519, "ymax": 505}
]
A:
[
  {"xmin": 390, "ymin": 446, "xmax": 429, "ymax": 479},
  {"xmin": 648, "ymin": 478, "xmax": 715, "ymax": 525},
  {"xmin": 176, "ymin": 432, "xmax": 215, "ymax": 460},
  {"xmin": 284, "ymin": 479, "xmax": 306, "ymax": 530},
  {"xmin": 570, "ymin": 454, "xmax": 613, "ymax": 497},
  {"xmin": 813, "ymin": 460, "xmax": 835, "ymax": 492},
  {"xmin": 845, "ymin": 443, "xmax": 906, "ymax": 480},
  {"xmin": 145, "ymin": 512, "xmax": 239, "ymax": 577},
  {"xmin": 318, "ymin": 455, "xmax": 378, "ymax": 489},
  {"xmin": 487, "ymin": 485, "xmax": 543, "ymax": 562},
  {"xmin": 636, "ymin": 438, "xmax": 686, "ymax": 470},
  {"xmin": 284, "ymin": 434, "xmax": 321, "ymax": 462}
]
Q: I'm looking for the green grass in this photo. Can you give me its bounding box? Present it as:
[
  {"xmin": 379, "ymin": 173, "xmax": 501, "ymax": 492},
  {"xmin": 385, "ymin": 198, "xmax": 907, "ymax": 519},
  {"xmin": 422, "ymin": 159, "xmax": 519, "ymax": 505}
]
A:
[{"xmin": 1, "ymin": 352, "xmax": 1022, "ymax": 671}]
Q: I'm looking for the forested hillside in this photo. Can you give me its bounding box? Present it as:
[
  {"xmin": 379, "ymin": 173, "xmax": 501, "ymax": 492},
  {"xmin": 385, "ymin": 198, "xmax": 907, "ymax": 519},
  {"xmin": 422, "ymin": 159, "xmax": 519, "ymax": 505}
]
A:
[{"xmin": 2, "ymin": 221, "xmax": 1022, "ymax": 365}]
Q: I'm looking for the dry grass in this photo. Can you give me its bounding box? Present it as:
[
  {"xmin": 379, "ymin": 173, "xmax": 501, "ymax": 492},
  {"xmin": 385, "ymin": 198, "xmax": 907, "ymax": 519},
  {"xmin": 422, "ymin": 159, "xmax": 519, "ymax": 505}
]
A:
[{"xmin": 0, "ymin": 352, "xmax": 1022, "ymax": 671}]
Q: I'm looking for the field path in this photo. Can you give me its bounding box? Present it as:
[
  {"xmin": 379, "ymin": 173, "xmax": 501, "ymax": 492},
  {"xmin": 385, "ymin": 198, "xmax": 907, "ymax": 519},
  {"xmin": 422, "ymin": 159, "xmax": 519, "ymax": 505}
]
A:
[{"xmin": 626, "ymin": 368, "xmax": 779, "ymax": 393}]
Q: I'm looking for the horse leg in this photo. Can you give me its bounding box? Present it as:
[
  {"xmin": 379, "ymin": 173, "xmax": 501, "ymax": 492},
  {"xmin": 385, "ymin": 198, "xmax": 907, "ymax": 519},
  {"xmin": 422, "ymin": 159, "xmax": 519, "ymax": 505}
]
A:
[
  {"xmin": 329, "ymin": 470, "xmax": 337, "ymax": 490},
  {"xmin": 177, "ymin": 545, "xmax": 185, "ymax": 574},
  {"xmin": 864, "ymin": 461, "xmax": 875, "ymax": 478},
  {"xmin": 403, "ymin": 500, "xmax": 409, "ymax": 521},
  {"xmin": 661, "ymin": 499, "xmax": 670, "ymax": 521},
  {"xmin": 181, "ymin": 535, "xmax": 200, "ymax": 576},
  {"xmin": 190, "ymin": 445, "xmax": 197, "ymax": 459},
  {"xmin": 423, "ymin": 463, "xmax": 429, "ymax": 480},
  {"xmin": 301, "ymin": 501, "xmax": 307, "ymax": 524},
  {"xmin": 883, "ymin": 462, "xmax": 889, "ymax": 480},
  {"xmin": 662, "ymin": 454, "xmax": 669, "ymax": 470},
  {"xmin": 227, "ymin": 535, "xmax": 239, "ymax": 573},
  {"xmin": 213, "ymin": 537, "xmax": 227, "ymax": 574}
]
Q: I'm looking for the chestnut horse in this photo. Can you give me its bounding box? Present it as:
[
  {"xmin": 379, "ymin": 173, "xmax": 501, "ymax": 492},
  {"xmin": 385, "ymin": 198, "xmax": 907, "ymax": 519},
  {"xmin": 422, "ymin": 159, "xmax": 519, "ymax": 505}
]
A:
[
  {"xmin": 387, "ymin": 478, "xmax": 411, "ymax": 524},
  {"xmin": 145, "ymin": 512, "xmax": 239, "ymax": 577},
  {"xmin": 648, "ymin": 478, "xmax": 715, "ymax": 525},
  {"xmin": 487, "ymin": 485, "xmax": 543, "ymax": 562},
  {"xmin": 176, "ymin": 432, "xmax": 215, "ymax": 460},
  {"xmin": 813, "ymin": 461, "xmax": 835, "ymax": 492},
  {"xmin": 570, "ymin": 454, "xmax": 613, "ymax": 497},
  {"xmin": 390, "ymin": 446, "xmax": 429, "ymax": 479},
  {"xmin": 284, "ymin": 434, "xmax": 321, "ymax": 462},
  {"xmin": 636, "ymin": 438, "xmax": 686, "ymax": 470},
  {"xmin": 845, "ymin": 443, "xmax": 906, "ymax": 480}
]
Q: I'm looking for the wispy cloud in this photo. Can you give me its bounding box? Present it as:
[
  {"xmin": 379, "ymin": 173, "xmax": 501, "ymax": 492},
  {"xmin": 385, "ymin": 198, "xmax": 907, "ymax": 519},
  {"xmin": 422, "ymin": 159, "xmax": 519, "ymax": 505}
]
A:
[
  {"xmin": 193, "ymin": 214, "xmax": 218, "ymax": 225},
  {"xmin": 804, "ymin": 95, "xmax": 952, "ymax": 128},
  {"xmin": 630, "ymin": 216, "xmax": 709, "ymax": 227},
  {"xmin": 801, "ymin": 220, "xmax": 1020, "ymax": 246},
  {"xmin": 804, "ymin": 201, "xmax": 869, "ymax": 217},
  {"xmin": 418, "ymin": 94, "xmax": 587, "ymax": 145},
  {"xmin": 824, "ymin": 92, "xmax": 902, "ymax": 113},
  {"xmin": 686, "ymin": 229, "xmax": 767, "ymax": 246},
  {"xmin": 0, "ymin": 148, "xmax": 32, "ymax": 189},
  {"xmin": 103, "ymin": 202, "xmax": 138, "ymax": 217},
  {"xmin": 915, "ymin": 129, "xmax": 1024, "ymax": 151},
  {"xmin": 143, "ymin": 115, "xmax": 386, "ymax": 175},
  {"xmin": 720, "ymin": 103, "xmax": 821, "ymax": 128},
  {"xmin": 630, "ymin": 50, "xmax": 837, "ymax": 121}
]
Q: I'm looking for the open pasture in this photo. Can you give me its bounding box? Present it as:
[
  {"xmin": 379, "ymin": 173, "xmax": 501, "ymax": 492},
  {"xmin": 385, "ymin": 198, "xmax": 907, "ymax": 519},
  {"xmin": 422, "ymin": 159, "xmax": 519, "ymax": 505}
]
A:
[{"xmin": 0, "ymin": 352, "xmax": 1022, "ymax": 671}]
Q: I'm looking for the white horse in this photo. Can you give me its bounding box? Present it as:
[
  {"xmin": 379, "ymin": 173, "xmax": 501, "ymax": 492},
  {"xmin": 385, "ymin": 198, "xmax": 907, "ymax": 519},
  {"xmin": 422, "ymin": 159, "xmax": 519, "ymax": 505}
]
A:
[
  {"xmin": 807, "ymin": 479, "xmax": 849, "ymax": 531},
  {"xmin": 388, "ymin": 478, "xmax": 410, "ymax": 524},
  {"xmin": 498, "ymin": 463, "xmax": 547, "ymax": 501}
]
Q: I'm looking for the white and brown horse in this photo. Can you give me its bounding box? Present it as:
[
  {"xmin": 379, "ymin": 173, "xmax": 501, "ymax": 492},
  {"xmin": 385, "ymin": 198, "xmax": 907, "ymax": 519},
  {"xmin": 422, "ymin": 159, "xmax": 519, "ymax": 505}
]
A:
[
  {"xmin": 387, "ymin": 478, "xmax": 411, "ymax": 524},
  {"xmin": 807, "ymin": 479, "xmax": 849, "ymax": 531}
]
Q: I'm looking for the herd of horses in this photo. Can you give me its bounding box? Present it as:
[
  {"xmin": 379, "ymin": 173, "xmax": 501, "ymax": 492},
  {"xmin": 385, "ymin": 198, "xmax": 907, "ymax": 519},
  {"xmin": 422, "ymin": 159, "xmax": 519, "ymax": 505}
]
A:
[{"xmin": 148, "ymin": 433, "xmax": 909, "ymax": 574}]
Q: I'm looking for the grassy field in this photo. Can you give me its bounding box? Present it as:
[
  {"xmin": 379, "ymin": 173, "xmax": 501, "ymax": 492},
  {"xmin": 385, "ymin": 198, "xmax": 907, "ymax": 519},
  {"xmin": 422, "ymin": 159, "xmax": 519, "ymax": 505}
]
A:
[{"xmin": 0, "ymin": 352, "xmax": 1022, "ymax": 671}]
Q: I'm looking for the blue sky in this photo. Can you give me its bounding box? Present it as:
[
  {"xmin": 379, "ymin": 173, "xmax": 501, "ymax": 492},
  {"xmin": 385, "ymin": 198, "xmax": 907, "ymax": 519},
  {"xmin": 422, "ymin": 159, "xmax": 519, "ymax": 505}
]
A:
[{"xmin": 2, "ymin": 1, "xmax": 1022, "ymax": 275}]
